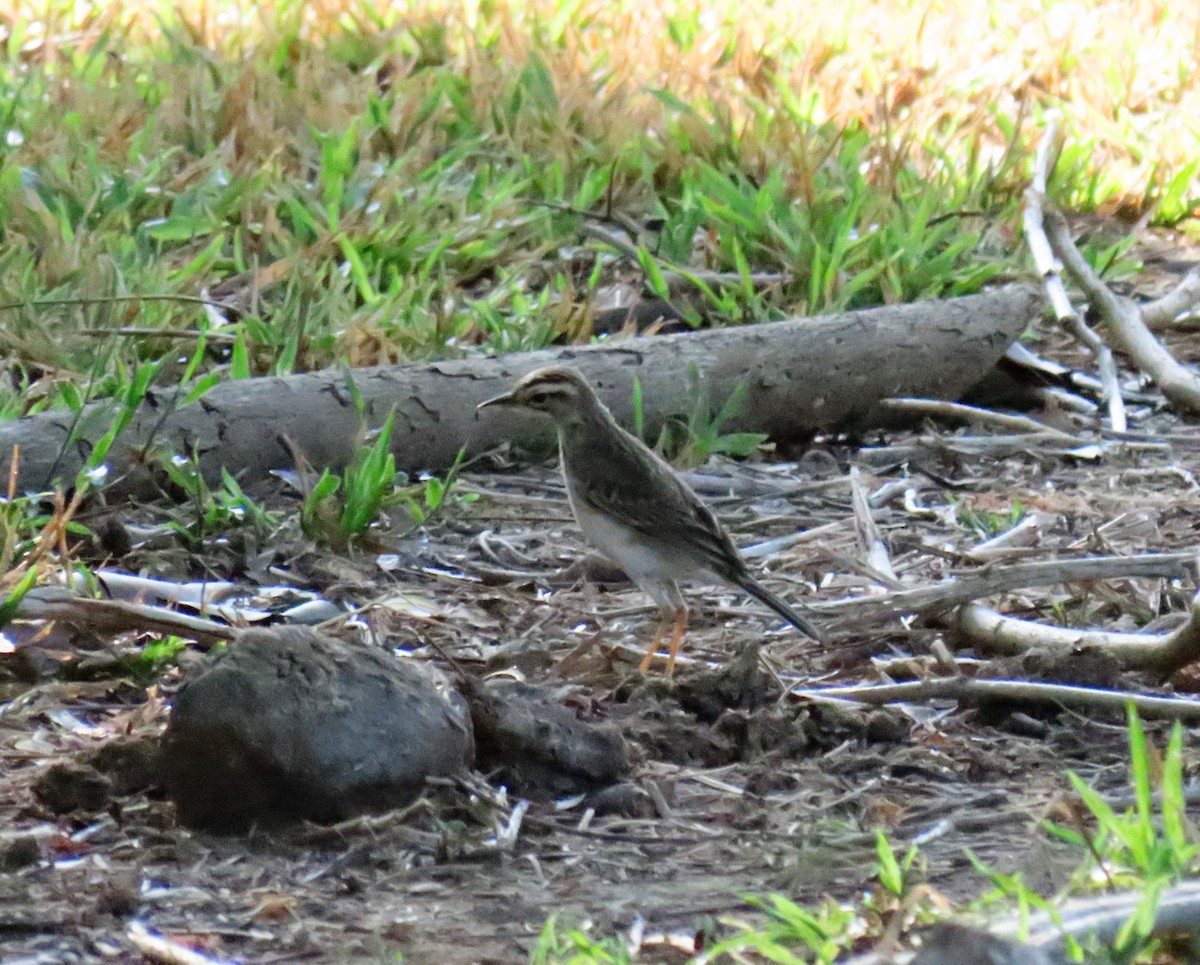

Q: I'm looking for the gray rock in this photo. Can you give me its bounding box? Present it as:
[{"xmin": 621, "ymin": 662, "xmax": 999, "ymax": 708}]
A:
[{"xmin": 161, "ymin": 627, "xmax": 473, "ymax": 831}]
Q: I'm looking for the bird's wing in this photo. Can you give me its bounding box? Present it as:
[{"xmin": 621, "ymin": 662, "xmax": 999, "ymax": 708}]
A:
[{"xmin": 564, "ymin": 425, "xmax": 746, "ymax": 581}]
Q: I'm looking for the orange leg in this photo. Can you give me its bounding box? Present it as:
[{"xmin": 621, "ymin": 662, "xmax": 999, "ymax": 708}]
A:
[
  {"xmin": 638, "ymin": 618, "xmax": 667, "ymax": 673},
  {"xmin": 638, "ymin": 607, "xmax": 689, "ymax": 675},
  {"xmin": 663, "ymin": 607, "xmax": 688, "ymax": 677}
]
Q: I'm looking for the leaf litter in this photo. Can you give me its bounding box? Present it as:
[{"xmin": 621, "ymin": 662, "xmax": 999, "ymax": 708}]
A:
[{"xmin": 3, "ymin": 248, "xmax": 1200, "ymax": 962}]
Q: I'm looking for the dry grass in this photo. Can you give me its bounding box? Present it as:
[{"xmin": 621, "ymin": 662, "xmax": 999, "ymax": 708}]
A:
[{"xmin": 3, "ymin": 0, "xmax": 1197, "ymax": 211}]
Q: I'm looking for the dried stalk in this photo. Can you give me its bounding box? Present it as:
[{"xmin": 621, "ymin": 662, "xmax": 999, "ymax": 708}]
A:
[
  {"xmin": 1044, "ymin": 207, "xmax": 1200, "ymax": 415},
  {"xmin": 816, "ymin": 551, "xmax": 1197, "ymax": 625},
  {"xmin": 792, "ymin": 676, "xmax": 1200, "ymax": 722},
  {"xmin": 1022, "ymin": 115, "xmax": 1126, "ymax": 431}
]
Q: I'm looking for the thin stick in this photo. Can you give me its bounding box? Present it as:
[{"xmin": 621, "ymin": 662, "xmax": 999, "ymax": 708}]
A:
[
  {"xmin": 126, "ymin": 922, "xmax": 236, "ymax": 965},
  {"xmin": 1045, "ymin": 208, "xmax": 1200, "ymax": 415},
  {"xmin": 1022, "ymin": 114, "xmax": 1127, "ymax": 431},
  {"xmin": 15, "ymin": 587, "xmax": 236, "ymax": 649},
  {"xmin": 815, "ymin": 551, "xmax": 1197, "ymax": 624},
  {"xmin": 791, "ymin": 676, "xmax": 1200, "ymax": 722},
  {"xmin": 578, "ymin": 221, "xmax": 789, "ymax": 290},
  {"xmin": 0, "ymin": 293, "xmax": 233, "ymax": 314},
  {"xmin": 80, "ymin": 327, "xmax": 237, "ymax": 342},
  {"xmin": 881, "ymin": 397, "xmax": 1075, "ymax": 439},
  {"xmin": 6, "ymin": 444, "xmax": 18, "ymax": 500}
]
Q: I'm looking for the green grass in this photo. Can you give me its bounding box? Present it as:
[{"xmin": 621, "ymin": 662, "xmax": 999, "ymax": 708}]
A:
[{"xmin": 2, "ymin": 0, "xmax": 1195, "ymax": 426}]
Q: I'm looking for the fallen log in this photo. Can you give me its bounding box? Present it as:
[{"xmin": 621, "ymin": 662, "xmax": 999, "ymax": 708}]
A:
[{"xmin": 1, "ymin": 285, "xmax": 1041, "ymax": 495}]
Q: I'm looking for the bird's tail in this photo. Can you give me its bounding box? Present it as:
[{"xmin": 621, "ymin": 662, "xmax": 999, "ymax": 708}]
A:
[{"xmin": 738, "ymin": 577, "xmax": 823, "ymax": 644}]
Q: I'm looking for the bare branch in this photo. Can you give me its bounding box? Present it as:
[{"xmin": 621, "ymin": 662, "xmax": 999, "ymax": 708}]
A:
[
  {"xmin": 1022, "ymin": 115, "xmax": 1126, "ymax": 431},
  {"xmin": 1012, "ymin": 879, "xmax": 1200, "ymax": 951},
  {"xmin": 15, "ymin": 586, "xmax": 236, "ymax": 649},
  {"xmin": 1045, "ymin": 208, "xmax": 1200, "ymax": 415},
  {"xmin": 1142, "ymin": 265, "xmax": 1200, "ymax": 329},
  {"xmin": 816, "ymin": 551, "xmax": 1197, "ymax": 625},
  {"xmin": 881, "ymin": 397, "xmax": 1075, "ymax": 438},
  {"xmin": 952, "ymin": 594, "xmax": 1200, "ymax": 678}
]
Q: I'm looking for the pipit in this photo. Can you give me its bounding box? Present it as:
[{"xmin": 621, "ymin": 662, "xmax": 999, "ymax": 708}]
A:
[{"xmin": 478, "ymin": 365, "xmax": 822, "ymax": 674}]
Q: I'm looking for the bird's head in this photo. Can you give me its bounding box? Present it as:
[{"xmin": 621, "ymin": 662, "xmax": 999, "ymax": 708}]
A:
[{"xmin": 476, "ymin": 366, "xmax": 598, "ymax": 425}]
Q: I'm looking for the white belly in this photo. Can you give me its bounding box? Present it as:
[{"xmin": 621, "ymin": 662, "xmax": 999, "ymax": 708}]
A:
[{"xmin": 565, "ymin": 474, "xmax": 706, "ymax": 587}]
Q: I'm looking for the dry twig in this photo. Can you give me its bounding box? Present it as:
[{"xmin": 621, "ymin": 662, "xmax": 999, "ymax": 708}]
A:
[
  {"xmin": 1044, "ymin": 207, "xmax": 1200, "ymax": 415},
  {"xmin": 15, "ymin": 586, "xmax": 236, "ymax": 649},
  {"xmin": 952, "ymin": 593, "xmax": 1200, "ymax": 678},
  {"xmin": 881, "ymin": 397, "xmax": 1075, "ymax": 439},
  {"xmin": 1023, "ymin": 114, "xmax": 1126, "ymax": 431},
  {"xmin": 841, "ymin": 879, "xmax": 1200, "ymax": 965},
  {"xmin": 126, "ymin": 922, "xmax": 236, "ymax": 965},
  {"xmin": 792, "ymin": 676, "xmax": 1200, "ymax": 722},
  {"xmin": 816, "ymin": 552, "xmax": 1197, "ymax": 625}
]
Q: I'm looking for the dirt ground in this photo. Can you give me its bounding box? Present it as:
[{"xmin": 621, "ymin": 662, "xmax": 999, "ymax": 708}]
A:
[{"xmin": 5, "ymin": 257, "xmax": 1200, "ymax": 962}]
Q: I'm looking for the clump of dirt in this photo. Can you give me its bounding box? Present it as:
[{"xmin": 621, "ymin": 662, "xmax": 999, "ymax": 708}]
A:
[
  {"xmin": 611, "ymin": 646, "xmax": 877, "ymax": 768},
  {"xmin": 468, "ymin": 679, "xmax": 630, "ymax": 797},
  {"xmin": 673, "ymin": 641, "xmax": 779, "ymax": 721},
  {"xmin": 33, "ymin": 762, "xmax": 112, "ymax": 815},
  {"xmin": 86, "ymin": 738, "xmax": 162, "ymax": 795}
]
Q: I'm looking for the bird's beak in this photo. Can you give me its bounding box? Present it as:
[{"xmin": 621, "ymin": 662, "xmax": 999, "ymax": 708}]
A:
[{"xmin": 476, "ymin": 388, "xmax": 518, "ymax": 411}]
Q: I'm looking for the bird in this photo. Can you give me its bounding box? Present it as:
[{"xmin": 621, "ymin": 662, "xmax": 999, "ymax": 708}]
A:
[{"xmin": 477, "ymin": 365, "xmax": 822, "ymax": 674}]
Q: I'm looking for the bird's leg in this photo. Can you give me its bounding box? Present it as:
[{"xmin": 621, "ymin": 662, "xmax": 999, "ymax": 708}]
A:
[
  {"xmin": 639, "ymin": 583, "xmax": 688, "ymax": 674},
  {"xmin": 639, "ymin": 610, "xmax": 689, "ymax": 675},
  {"xmin": 638, "ymin": 619, "xmax": 668, "ymax": 673},
  {"xmin": 663, "ymin": 606, "xmax": 688, "ymax": 677}
]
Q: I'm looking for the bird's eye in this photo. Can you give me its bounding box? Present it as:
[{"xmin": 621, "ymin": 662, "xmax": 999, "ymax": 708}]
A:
[{"xmin": 529, "ymin": 391, "xmax": 549, "ymax": 405}]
